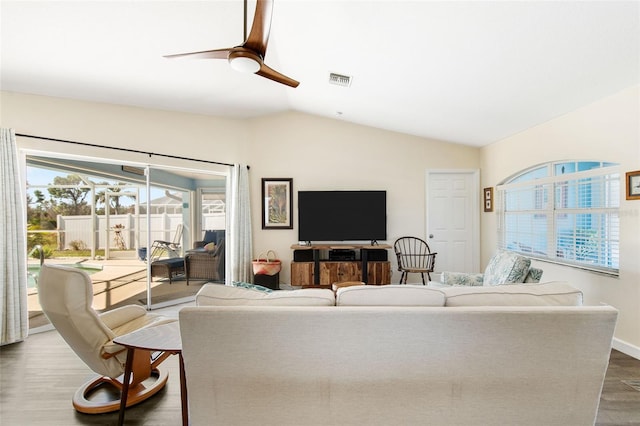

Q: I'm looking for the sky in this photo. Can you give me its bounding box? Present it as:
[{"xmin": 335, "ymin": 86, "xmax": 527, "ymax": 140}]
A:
[{"xmin": 26, "ymin": 166, "xmax": 165, "ymax": 206}]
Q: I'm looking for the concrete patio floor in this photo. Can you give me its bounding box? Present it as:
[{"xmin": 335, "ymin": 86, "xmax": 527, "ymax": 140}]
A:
[{"xmin": 27, "ymin": 254, "xmax": 208, "ymax": 331}]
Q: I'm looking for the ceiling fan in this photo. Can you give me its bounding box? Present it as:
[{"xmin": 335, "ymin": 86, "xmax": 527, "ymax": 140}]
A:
[{"xmin": 165, "ymin": 0, "xmax": 299, "ymax": 88}]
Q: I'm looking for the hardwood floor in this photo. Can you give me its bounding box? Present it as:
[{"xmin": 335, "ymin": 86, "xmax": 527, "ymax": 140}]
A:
[
  {"xmin": 597, "ymin": 349, "xmax": 640, "ymax": 425},
  {"xmin": 1, "ymin": 327, "xmax": 639, "ymax": 425},
  {"xmin": 0, "ymin": 327, "xmax": 183, "ymax": 425}
]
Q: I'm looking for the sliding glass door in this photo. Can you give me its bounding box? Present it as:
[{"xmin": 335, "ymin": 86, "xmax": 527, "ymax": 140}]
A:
[{"xmin": 24, "ymin": 152, "xmax": 228, "ymax": 330}]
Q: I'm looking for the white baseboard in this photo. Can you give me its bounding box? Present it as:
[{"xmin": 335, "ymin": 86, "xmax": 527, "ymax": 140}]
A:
[{"xmin": 612, "ymin": 337, "xmax": 640, "ymax": 360}]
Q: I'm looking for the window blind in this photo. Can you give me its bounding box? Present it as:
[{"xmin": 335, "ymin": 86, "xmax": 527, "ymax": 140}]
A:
[{"xmin": 497, "ymin": 162, "xmax": 619, "ymax": 275}]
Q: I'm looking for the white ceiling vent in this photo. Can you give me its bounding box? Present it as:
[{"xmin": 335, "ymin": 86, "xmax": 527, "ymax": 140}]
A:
[{"xmin": 329, "ymin": 72, "xmax": 352, "ymax": 87}]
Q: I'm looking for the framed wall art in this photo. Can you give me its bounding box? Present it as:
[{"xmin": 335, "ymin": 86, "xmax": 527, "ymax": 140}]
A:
[
  {"xmin": 484, "ymin": 187, "xmax": 494, "ymax": 212},
  {"xmin": 262, "ymin": 178, "xmax": 293, "ymax": 229},
  {"xmin": 626, "ymin": 170, "xmax": 640, "ymax": 200}
]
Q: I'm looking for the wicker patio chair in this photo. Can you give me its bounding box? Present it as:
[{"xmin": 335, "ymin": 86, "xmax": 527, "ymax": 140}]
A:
[{"xmin": 185, "ymin": 239, "xmax": 225, "ymax": 284}]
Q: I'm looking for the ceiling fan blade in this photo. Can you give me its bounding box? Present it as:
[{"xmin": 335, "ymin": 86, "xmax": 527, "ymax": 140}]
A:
[
  {"xmin": 164, "ymin": 0, "xmax": 299, "ymax": 88},
  {"xmin": 164, "ymin": 48, "xmax": 233, "ymax": 60},
  {"xmin": 243, "ymin": 0, "xmax": 272, "ymax": 57},
  {"xmin": 257, "ymin": 63, "xmax": 299, "ymax": 88}
]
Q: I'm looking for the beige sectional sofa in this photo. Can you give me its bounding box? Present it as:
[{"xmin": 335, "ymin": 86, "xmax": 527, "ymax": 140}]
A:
[
  {"xmin": 181, "ymin": 282, "xmax": 617, "ymax": 425},
  {"xmin": 195, "ymin": 281, "xmax": 584, "ymax": 307}
]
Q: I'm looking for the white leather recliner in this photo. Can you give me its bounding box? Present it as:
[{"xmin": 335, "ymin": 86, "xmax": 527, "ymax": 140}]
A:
[{"xmin": 38, "ymin": 263, "xmax": 175, "ymax": 414}]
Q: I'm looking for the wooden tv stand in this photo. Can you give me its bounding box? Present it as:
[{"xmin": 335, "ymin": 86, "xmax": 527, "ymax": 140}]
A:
[{"xmin": 290, "ymin": 243, "xmax": 391, "ymax": 287}]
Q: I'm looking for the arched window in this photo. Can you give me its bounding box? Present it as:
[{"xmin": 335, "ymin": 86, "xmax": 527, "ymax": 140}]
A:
[{"xmin": 496, "ymin": 161, "xmax": 620, "ymax": 275}]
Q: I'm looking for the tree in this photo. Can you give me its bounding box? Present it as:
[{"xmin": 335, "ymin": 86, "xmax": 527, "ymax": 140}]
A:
[
  {"xmin": 27, "ymin": 189, "xmax": 56, "ymax": 229},
  {"xmin": 95, "ymin": 182, "xmax": 134, "ymax": 215},
  {"xmin": 47, "ymin": 175, "xmax": 91, "ymax": 215},
  {"xmin": 26, "ymin": 189, "xmax": 58, "ymax": 250},
  {"xmin": 33, "ymin": 189, "xmax": 45, "ymax": 205}
]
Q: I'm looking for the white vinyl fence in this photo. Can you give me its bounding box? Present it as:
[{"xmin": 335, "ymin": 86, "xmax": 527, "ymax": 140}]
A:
[{"xmin": 56, "ymin": 213, "xmax": 225, "ymax": 250}]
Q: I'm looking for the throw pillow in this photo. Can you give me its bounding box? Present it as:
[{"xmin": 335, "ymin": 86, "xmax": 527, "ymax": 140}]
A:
[
  {"xmin": 204, "ymin": 242, "xmax": 216, "ymax": 252},
  {"xmin": 524, "ymin": 267, "xmax": 543, "ymax": 283},
  {"xmin": 232, "ymin": 281, "xmax": 273, "ymax": 293},
  {"xmin": 483, "ymin": 250, "xmax": 531, "ymax": 285}
]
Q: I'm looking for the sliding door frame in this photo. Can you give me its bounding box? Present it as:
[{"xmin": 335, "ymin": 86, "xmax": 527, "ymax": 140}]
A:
[{"xmin": 20, "ymin": 142, "xmax": 230, "ymax": 312}]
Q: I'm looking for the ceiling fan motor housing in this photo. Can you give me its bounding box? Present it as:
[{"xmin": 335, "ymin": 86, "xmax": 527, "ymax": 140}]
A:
[{"xmin": 228, "ymin": 49, "xmax": 262, "ymax": 73}]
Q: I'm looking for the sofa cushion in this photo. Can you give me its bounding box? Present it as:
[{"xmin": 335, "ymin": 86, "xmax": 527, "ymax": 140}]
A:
[
  {"xmin": 196, "ymin": 284, "xmax": 335, "ymax": 306},
  {"xmin": 483, "ymin": 250, "xmax": 531, "ymax": 285},
  {"xmin": 442, "ymin": 282, "xmax": 583, "ymax": 306},
  {"xmin": 336, "ymin": 285, "xmax": 446, "ymax": 306}
]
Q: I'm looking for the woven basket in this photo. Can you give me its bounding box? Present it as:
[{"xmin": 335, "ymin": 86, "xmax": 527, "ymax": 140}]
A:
[{"xmin": 252, "ymin": 250, "xmax": 282, "ymax": 276}]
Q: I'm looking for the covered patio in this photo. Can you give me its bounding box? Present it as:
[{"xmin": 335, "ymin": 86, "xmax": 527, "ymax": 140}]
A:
[
  {"xmin": 24, "ymin": 154, "xmax": 228, "ymax": 331},
  {"xmin": 26, "ymin": 255, "xmax": 213, "ymax": 331}
]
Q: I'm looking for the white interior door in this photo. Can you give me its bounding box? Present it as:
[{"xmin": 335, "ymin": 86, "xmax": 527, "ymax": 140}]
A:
[{"xmin": 425, "ymin": 170, "xmax": 480, "ymax": 274}]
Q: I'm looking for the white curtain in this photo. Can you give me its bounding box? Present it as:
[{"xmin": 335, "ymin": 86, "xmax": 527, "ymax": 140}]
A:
[
  {"xmin": 1, "ymin": 128, "xmax": 28, "ymax": 344},
  {"xmin": 229, "ymin": 164, "xmax": 253, "ymax": 283}
]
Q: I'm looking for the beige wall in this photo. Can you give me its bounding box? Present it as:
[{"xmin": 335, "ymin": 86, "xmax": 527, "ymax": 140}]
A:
[
  {"xmin": 0, "ymin": 91, "xmax": 249, "ymax": 168},
  {"xmin": 3, "ymin": 87, "xmax": 638, "ymax": 355},
  {"xmin": 247, "ymin": 111, "xmax": 479, "ymax": 282},
  {"xmin": 480, "ymin": 85, "xmax": 640, "ymax": 355},
  {"xmin": 1, "ymin": 90, "xmax": 480, "ymax": 283}
]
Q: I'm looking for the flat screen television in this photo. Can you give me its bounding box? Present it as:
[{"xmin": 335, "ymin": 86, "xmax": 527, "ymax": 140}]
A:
[{"xmin": 298, "ymin": 190, "xmax": 387, "ymax": 243}]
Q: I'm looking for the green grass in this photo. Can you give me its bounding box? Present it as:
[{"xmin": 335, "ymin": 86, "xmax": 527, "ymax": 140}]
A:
[{"xmin": 52, "ymin": 249, "xmax": 106, "ymax": 257}]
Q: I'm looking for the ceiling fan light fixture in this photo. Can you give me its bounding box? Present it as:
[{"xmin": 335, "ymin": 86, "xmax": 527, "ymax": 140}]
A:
[{"xmin": 229, "ymin": 56, "xmax": 261, "ymax": 74}]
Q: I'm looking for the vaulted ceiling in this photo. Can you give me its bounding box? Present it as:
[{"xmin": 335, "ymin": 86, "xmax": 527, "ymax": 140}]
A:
[{"xmin": 2, "ymin": 1, "xmax": 638, "ymax": 147}]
